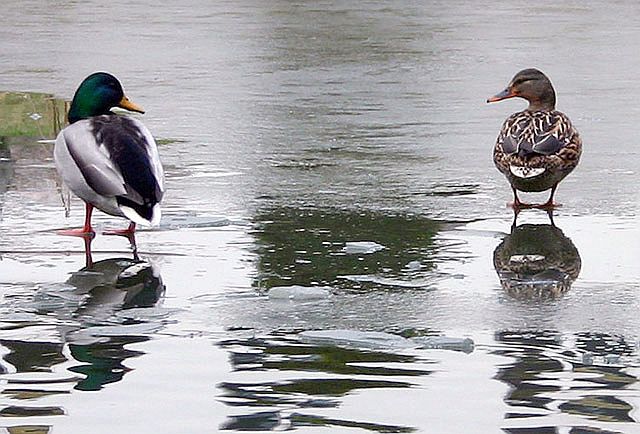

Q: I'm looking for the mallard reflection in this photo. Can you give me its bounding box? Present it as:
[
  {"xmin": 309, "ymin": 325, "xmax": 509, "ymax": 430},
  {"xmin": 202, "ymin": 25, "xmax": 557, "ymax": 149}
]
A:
[
  {"xmin": 62, "ymin": 237, "xmax": 164, "ymax": 391},
  {"xmin": 493, "ymin": 213, "xmax": 581, "ymax": 298},
  {"xmin": 69, "ymin": 335, "xmax": 149, "ymax": 391},
  {"xmin": 67, "ymin": 236, "xmax": 165, "ymax": 311}
]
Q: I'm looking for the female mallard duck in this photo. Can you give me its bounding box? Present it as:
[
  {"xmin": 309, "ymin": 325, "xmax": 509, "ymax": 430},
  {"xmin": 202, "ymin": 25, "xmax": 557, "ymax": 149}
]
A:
[
  {"xmin": 55, "ymin": 72, "xmax": 164, "ymax": 237},
  {"xmin": 487, "ymin": 68, "xmax": 582, "ymax": 209}
]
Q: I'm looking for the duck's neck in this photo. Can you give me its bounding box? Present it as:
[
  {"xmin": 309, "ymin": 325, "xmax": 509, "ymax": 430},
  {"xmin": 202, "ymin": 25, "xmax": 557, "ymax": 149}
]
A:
[
  {"xmin": 527, "ymin": 88, "xmax": 556, "ymax": 112},
  {"xmin": 68, "ymin": 101, "xmax": 112, "ymax": 124},
  {"xmin": 67, "ymin": 87, "xmax": 114, "ymax": 124}
]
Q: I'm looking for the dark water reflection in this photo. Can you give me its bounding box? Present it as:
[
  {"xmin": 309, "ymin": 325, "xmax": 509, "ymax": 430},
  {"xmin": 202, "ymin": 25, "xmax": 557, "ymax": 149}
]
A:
[
  {"xmin": 0, "ymin": 243, "xmax": 165, "ymax": 427},
  {"xmin": 68, "ymin": 336, "xmax": 149, "ymax": 391},
  {"xmin": 218, "ymin": 335, "xmax": 426, "ymax": 432},
  {"xmin": 496, "ymin": 330, "xmax": 638, "ymax": 430},
  {"xmin": 253, "ymin": 206, "xmax": 444, "ymax": 290},
  {"xmin": 0, "ymin": 340, "xmax": 66, "ymax": 379}
]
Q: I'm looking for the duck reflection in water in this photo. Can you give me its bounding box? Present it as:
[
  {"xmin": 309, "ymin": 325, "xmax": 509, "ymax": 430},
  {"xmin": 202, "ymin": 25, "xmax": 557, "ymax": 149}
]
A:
[
  {"xmin": 493, "ymin": 211, "xmax": 581, "ymax": 298},
  {"xmin": 66, "ymin": 235, "xmax": 164, "ymax": 390},
  {"xmin": 68, "ymin": 234, "xmax": 165, "ymax": 311},
  {"xmin": 0, "ymin": 237, "xmax": 166, "ymax": 398}
]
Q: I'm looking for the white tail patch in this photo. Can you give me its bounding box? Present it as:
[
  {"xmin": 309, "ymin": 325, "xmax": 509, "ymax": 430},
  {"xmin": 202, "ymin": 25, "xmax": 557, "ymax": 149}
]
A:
[
  {"xmin": 509, "ymin": 165, "xmax": 546, "ymax": 179},
  {"xmin": 120, "ymin": 204, "xmax": 162, "ymax": 227}
]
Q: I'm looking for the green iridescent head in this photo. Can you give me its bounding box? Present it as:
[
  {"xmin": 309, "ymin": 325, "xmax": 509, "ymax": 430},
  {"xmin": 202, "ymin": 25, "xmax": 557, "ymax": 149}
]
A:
[{"xmin": 67, "ymin": 72, "xmax": 144, "ymax": 124}]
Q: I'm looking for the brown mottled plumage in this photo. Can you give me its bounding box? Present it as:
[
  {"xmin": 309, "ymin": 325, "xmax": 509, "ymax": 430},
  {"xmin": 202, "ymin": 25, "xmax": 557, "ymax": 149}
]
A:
[{"xmin": 488, "ymin": 69, "xmax": 582, "ymax": 209}]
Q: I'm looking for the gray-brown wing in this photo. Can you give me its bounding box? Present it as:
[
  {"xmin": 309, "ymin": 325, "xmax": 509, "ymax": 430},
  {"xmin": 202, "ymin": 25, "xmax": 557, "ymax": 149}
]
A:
[
  {"xmin": 498, "ymin": 111, "xmax": 573, "ymax": 157},
  {"xmin": 58, "ymin": 120, "xmax": 127, "ymax": 197}
]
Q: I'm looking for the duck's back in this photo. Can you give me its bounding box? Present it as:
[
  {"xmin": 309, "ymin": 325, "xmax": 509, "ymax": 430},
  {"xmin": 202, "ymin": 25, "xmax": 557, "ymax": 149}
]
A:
[
  {"xmin": 497, "ymin": 110, "xmax": 579, "ymax": 156},
  {"xmin": 493, "ymin": 110, "xmax": 582, "ymax": 192},
  {"xmin": 55, "ymin": 115, "xmax": 164, "ymax": 225},
  {"xmin": 91, "ymin": 116, "xmax": 164, "ymax": 215}
]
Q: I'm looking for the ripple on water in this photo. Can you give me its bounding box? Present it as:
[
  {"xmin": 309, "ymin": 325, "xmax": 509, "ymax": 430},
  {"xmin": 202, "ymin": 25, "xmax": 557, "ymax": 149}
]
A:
[{"xmin": 216, "ymin": 331, "xmax": 432, "ymax": 432}]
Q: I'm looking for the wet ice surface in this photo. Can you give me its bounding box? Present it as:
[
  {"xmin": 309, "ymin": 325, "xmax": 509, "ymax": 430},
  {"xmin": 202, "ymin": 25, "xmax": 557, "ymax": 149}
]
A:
[{"xmin": 2, "ymin": 1, "xmax": 640, "ymax": 433}]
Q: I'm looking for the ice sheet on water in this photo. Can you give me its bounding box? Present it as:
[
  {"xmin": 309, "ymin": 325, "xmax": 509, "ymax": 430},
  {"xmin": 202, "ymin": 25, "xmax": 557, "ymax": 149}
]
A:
[
  {"xmin": 268, "ymin": 285, "xmax": 331, "ymax": 301},
  {"xmin": 581, "ymin": 352, "xmax": 624, "ymax": 366},
  {"xmin": 158, "ymin": 214, "xmax": 234, "ymax": 230},
  {"xmin": 410, "ymin": 336, "xmax": 475, "ymax": 353},
  {"xmin": 115, "ymin": 307, "xmax": 180, "ymax": 321},
  {"xmin": 299, "ymin": 329, "xmax": 475, "ymax": 353},
  {"xmin": 68, "ymin": 322, "xmax": 165, "ymax": 344},
  {"xmin": 404, "ymin": 260, "xmax": 423, "ymax": 270},
  {"xmin": 339, "ymin": 274, "xmax": 433, "ymax": 289},
  {"xmin": 2, "ymin": 371, "xmax": 82, "ymax": 384},
  {"xmin": 299, "ymin": 329, "xmax": 416, "ymax": 350},
  {"xmin": 341, "ymin": 241, "xmax": 385, "ymax": 254}
]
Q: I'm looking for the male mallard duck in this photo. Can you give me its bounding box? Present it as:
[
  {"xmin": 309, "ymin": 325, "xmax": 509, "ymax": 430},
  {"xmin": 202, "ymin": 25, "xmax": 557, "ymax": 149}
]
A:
[
  {"xmin": 487, "ymin": 68, "xmax": 582, "ymax": 209},
  {"xmin": 54, "ymin": 72, "xmax": 164, "ymax": 237}
]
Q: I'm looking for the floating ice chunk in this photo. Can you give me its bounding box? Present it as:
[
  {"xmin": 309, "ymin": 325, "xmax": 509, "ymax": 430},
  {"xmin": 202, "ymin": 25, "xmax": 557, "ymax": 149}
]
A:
[
  {"xmin": 339, "ymin": 274, "xmax": 429, "ymax": 289},
  {"xmin": 580, "ymin": 351, "xmax": 623, "ymax": 366},
  {"xmin": 410, "ymin": 336, "xmax": 475, "ymax": 354},
  {"xmin": 1, "ymin": 371, "xmax": 82, "ymax": 383},
  {"xmin": 159, "ymin": 215, "xmax": 232, "ymax": 230},
  {"xmin": 604, "ymin": 354, "xmax": 620, "ymax": 364},
  {"xmin": 268, "ymin": 285, "xmax": 331, "ymax": 301},
  {"xmin": 342, "ymin": 241, "xmax": 385, "ymax": 254},
  {"xmin": 582, "ymin": 352, "xmax": 594, "ymax": 365},
  {"xmin": 299, "ymin": 330, "xmax": 475, "ymax": 353},
  {"xmin": 404, "ymin": 260, "xmax": 423, "ymax": 270},
  {"xmin": 75, "ymin": 322, "xmax": 164, "ymax": 338},
  {"xmin": 299, "ymin": 329, "xmax": 415, "ymax": 350},
  {"xmin": 115, "ymin": 307, "xmax": 179, "ymax": 321}
]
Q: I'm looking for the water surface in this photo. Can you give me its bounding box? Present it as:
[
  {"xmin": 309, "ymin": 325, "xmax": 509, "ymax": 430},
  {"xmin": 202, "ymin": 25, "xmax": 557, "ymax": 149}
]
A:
[{"xmin": 1, "ymin": 1, "xmax": 640, "ymax": 433}]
